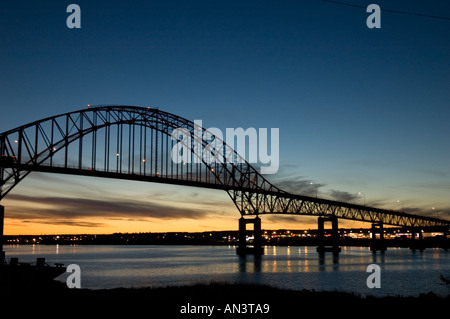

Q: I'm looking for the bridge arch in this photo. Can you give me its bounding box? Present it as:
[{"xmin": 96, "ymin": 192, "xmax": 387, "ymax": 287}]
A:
[
  {"xmin": 0, "ymin": 105, "xmax": 280, "ymax": 215},
  {"xmin": 0, "ymin": 105, "xmax": 449, "ymax": 229}
]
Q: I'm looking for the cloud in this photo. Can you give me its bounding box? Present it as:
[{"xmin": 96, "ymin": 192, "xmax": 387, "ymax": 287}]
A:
[
  {"xmin": 265, "ymin": 215, "xmax": 304, "ymax": 223},
  {"xmin": 31, "ymin": 220, "xmax": 106, "ymax": 227},
  {"xmin": 276, "ymin": 179, "xmax": 326, "ymax": 196},
  {"xmin": 397, "ymin": 205, "xmax": 450, "ymax": 220},
  {"xmin": 5, "ymin": 194, "xmax": 209, "ymax": 225},
  {"xmin": 328, "ymin": 190, "xmax": 359, "ymax": 202}
]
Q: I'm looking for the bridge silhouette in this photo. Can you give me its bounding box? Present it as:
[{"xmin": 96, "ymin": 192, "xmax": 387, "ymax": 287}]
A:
[{"xmin": 1, "ymin": 105, "xmax": 449, "ymax": 255}]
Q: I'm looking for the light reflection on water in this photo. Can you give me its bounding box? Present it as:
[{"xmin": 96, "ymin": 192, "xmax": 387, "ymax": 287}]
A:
[{"xmin": 4, "ymin": 244, "xmax": 450, "ymax": 297}]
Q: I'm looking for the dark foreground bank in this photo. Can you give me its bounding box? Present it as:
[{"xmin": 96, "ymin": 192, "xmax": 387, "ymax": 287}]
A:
[{"xmin": 1, "ymin": 282, "xmax": 448, "ymax": 317}]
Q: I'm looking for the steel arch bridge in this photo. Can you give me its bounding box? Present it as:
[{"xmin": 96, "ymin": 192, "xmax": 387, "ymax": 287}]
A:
[{"xmin": 0, "ymin": 105, "xmax": 449, "ymax": 229}]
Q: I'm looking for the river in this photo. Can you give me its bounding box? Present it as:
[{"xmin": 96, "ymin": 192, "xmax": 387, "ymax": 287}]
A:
[{"xmin": 4, "ymin": 244, "xmax": 449, "ymax": 297}]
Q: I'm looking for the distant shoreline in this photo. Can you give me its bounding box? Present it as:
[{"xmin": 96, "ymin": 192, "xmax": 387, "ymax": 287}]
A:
[{"xmin": 4, "ymin": 229, "xmax": 449, "ymax": 249}]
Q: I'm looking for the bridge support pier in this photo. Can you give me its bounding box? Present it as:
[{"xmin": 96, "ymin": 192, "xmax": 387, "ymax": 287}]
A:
[
  {"xmin": 236, "ymin": 216, "xmax": 264, "ymax": 256},
  {"xmin": 316, "ymin": 215, "xmax": 341, "ymax": 254},
  {"xmin": 0, "ymin": 205, "xmax": 4, "ymax": 265},
  {"xmin": 409, "ymin": 228, "xmax": 425, "ymax": 251},
  {"xmin": 370, "ymin": 222, "xmax": 386, "ymax": 252}
]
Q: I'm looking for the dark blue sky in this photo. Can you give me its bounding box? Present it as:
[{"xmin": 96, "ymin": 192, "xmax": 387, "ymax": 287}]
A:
[{"xmin": 1, "ymin": 0, "xmax": 449, "ymax": 233}]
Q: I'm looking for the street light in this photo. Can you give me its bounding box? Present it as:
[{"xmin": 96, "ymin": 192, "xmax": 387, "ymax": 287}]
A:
[
  {"xmin": 310, "ymin": 182, "xmax": 318, "ymax": 198},
  {"xmin": 358, "ymin": 192, "xmax": 366, "ymax": 206},
  {"xmin": 432, "ymin": 207, "xmax": 439, "ymax": 219},
  {"xmin": 396, "ymin": 200, "xmax": 404, "ymax": 212}
]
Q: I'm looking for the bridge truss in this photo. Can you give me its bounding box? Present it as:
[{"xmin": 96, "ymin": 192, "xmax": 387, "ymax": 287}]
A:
[{"xmin": 0, "ymin": 105, "xmax": 449, "ymax": 229}]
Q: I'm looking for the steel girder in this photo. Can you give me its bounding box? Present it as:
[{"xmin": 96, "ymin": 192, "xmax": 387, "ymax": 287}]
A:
[
  {"xmin": 238, "ymin": 190, "xmax": 449, "ymax": 227},
  {"xmin": 0, "ymin": 106, "xmax": 279, "ymax": 198},
  {"xmin": 0, "ymin": 105, "xmax": 449, "ymax": 229}
]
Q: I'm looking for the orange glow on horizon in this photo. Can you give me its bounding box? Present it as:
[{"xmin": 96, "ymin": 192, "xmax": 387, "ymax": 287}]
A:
[
  {"xmin": 0, "ymin": 173, "xmax": 392, "ymax": 236},
  {"xmin": 3, "ymin": 213, "xmax": 368, "ymax": 236}
]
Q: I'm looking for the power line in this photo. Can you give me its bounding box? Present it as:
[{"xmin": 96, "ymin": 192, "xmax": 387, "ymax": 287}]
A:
[{"xmin": 319, "ymin": 0, "xmax": 450, "ymax": 21}]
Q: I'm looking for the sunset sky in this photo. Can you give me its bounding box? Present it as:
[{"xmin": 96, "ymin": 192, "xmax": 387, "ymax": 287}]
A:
[{"xmin": 1, "ymin": 0, "xmax": 450, "ymax": 235}]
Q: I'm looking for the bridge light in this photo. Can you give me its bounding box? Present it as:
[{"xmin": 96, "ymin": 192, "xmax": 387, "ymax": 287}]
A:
[
  {"xmin": 14, "ymin": 140, "xmax": 18, "ymax": 143},
  {"xmin": 358, "ymin": 192, "xmax": 366, "ymax": 206},
  {"xmin": 116, "ymin": 153, "xmax": 120, "ymax": 157},
  {"xmin": 142, "ymin": 159, "xmax": 146, "ymax": 162}
]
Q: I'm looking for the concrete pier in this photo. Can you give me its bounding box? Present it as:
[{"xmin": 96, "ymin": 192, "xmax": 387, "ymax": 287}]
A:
[
  {"xmin": 409, "ymin": 227, "xmax": 425, "ymax": 251},
  {"xmin": 370, "ymin": 222, "xmax": 386, "ymax": 252},
  {"xmin": 236, "ymin": 216, "xmax": 264, "ymax": 255},
  {"xmin": 316, "ymin": 215, "xmax": 341, "ymax": 254},
  {"xmin": 0, "ymin": 205, "xmax": 4, "ymax": 265}
]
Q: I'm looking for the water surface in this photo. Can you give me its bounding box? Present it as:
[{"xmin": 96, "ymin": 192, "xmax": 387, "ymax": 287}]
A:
[{"xmin": 5, "ymin": 244, "xmax": 449, "ymax": 297}]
